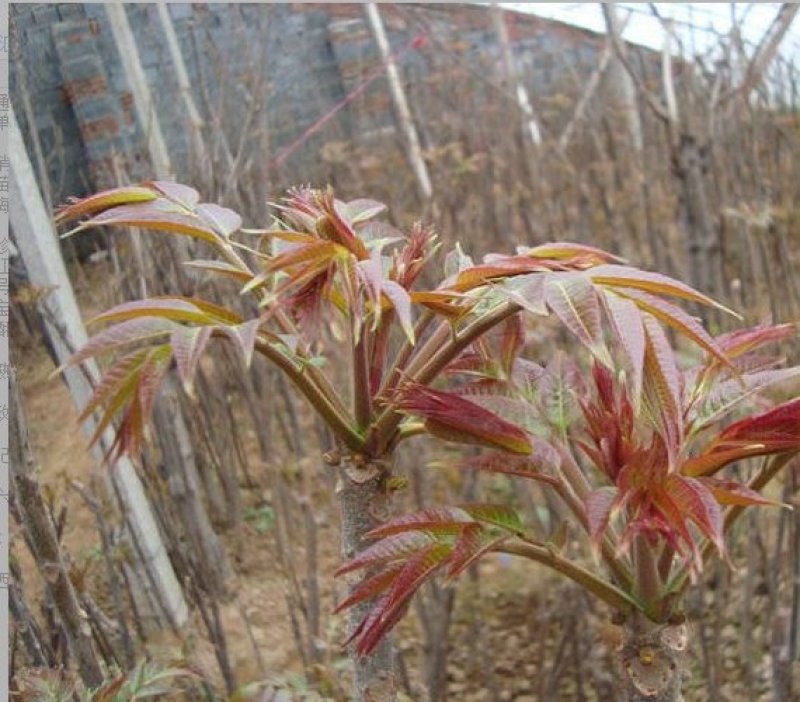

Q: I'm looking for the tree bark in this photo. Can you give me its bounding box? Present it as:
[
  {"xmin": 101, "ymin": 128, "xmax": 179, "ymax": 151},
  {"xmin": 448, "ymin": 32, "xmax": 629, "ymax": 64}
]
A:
[
  {"xmin": 154, "ymin": 375, "xmax": 230, "ymax": 596},
  {"xmin": 104, "ymin": 3, "xmax": 172, "ymax": 179},
  {"xmin": 602, "ymin": 4, "xmax": 644, "ymax": 153},
  {"xmin": 491, "ymin": 1, "xmax": 542, "ymax": 147},
  {"xmin": 155, "ymin": 0, "xmax": 208, "ymax": 166},
  {"xmin": 673, "ymin": 134, "xmax": 722, "ymax": 304},
  {"xmin": 338, "ymin": 457, "xmax": 397, "ymax": 702},
  {"xmin": 10, "ymin": 369, "xmax": 105, "ymax": 689},
  {"xmin": 364, "ymin": 2, "xmax": 433, "ymax": 202},
  {"xmin": 615, "ymin": 614, "xmax": 688, "ymax": 702}
]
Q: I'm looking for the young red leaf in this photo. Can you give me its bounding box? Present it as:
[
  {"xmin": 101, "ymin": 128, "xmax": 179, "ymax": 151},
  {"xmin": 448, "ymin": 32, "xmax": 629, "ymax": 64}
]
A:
[
  {"xmin": 512, "ymin": 358, "xmax": 546, "ymax": 394},
  {"xmin": 394, "ymin": 383, "xmax": 533, "ymax": 455},
  {"xmin": 698, "ymin": 477, "xmax": 783, "ymax": 507},
  {"xmin": 78, "ymin": 349, "xmax": 151, "ymax": 423},
  {"xmin": 315, "ymin": 192, "xmax": 369, "ymax": 259},
  {"xmin": 460, "ymin": 503, "xmax": 525, "ymax": 533},
  {"xmin": 335, "ymin": 531, "xmax": 435, "ymax": 577},
  {"xmin": 183, "ymin": 259, "xmax": 252, "ymax": 283},
  {"xmin": 681, "ymin": 448, "xmax": 766, "ymax": 478},
  {"xmin": 602, "ymin": 291, "xmax": 645, "ymax": 405},
  {"xmin": 585, "ymin": 487, "xmax": 618, "ymax": 549},
  {"xmin": 715, "ymin": 323, "xmax": 796, "ymax": 359},
  {"xmin": 170, "ymin": 326, "xmax": 214, "ymax": 393},
  {"xmin": 523, "ymin": 242, "xmax": 623, "ymax": 265},
  {"xmin": 686, "ymin": 399, "xmax": 800, "ymax": 476},
  {"xmin": 135, "ymin": 345, "xmax": 172, "ymax": 425},
  {"xmin": 365, "ymin": 506, "xmax": 474, "ymax": 539},
  {"xmin": 498, "ymin": 273, "xmax": 548, "ymax": 316},
  {"xmin": 333, "ymin": 562, "xmax": 405, "ymax": 615},
  {"xmin": 459, "ymin": 393, "xmax": 540, "ymax": 436},
  {"xmin": 632, "ymin": 490, "xmax": 699, "ymax": 565},
  {"xmin": 217, "ymin": 319, "xmax": 262, "ymax": 368},
  {"xmin": 691, "ymin": 367, "xmax": 800, "ymax": 431},
  {"xmin": 392, "ymin": 222, "xmax": 437, "ymax": 289},
  {"xmin": 68, "ymin": 318, "xmax": 178, "ymax": 365},
  {"xmin": 544, "ymin": 273, "xmax": 609, "ymax": 364},
  {"xmin": 612, "ymin": 288, "xmax": 730, "ymax": 367},
  {"xmin": 354, "ymin": 543, "xmax": 451, "ymax": 656},
  {"xmin": 356, "ymin": 249, "xmax": 384, "ymax": 315},
  {"xmin": 346, "ymin": 198, "xmax": 387, "ymax": 224},
  {"xmin": 498, "ymin": 315, "xmax": 524, "ymax": 376},
  {"xmin": 265, "ymin": 240, "xmax": 342, "ymax": 273},
  {"xmin": 458, "ymin": 445, "xmax": 561, "ymax": 486},
  {"xmin": 341, "ymin": 593, "xmax": 390, "ymax": 650},
  {"xmin": 663, "ymin": 475, "xmax": 724, "ymax": 554},
  {"xmin": 641, "ymin": 315, "xmax": 683, "ymax": 460},
  {"xmin": 536, "ymin": 353, "xmax": 585, "ymax": 432},
  {"xmin": 88, "ymin": 345, "xmax": 171, "ymax": 458},
  {"xmin": 409, "ymin": 290, "xmax": 467, "ymax": 319},
  {"xmin": 714, "ymin": 397, "xmax": 800, "ymax": 451},
  {"xmin": 446, "ymin": 524, "xmax": 509, "ymax": 578},
  {"xmin": 448, "ymin": 260, "xmax": 534, "ymax": 292},
  {"xmin": 589, "ymin": 264, "xmax": 737, "ymax": 315}
]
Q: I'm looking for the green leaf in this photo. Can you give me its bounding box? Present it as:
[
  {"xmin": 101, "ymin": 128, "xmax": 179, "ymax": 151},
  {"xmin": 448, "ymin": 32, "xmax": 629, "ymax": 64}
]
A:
[
  {"xmin": 461, "ymin": 503, "xmax": 525, "ymax": 533},
  {"xmin": 55, "ymin": 186, "xmax": 157, "ymax": 225},
  {"xmin": 88, "ymin": 296, "xmax": 241, "ymax": 327}
]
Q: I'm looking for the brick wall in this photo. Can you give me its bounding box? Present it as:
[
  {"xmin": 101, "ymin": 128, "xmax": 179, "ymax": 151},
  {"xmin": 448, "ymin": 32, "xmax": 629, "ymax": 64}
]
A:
[{"xmin": 10, "ymin": 3, "xmax": 625, "ymax": 208}]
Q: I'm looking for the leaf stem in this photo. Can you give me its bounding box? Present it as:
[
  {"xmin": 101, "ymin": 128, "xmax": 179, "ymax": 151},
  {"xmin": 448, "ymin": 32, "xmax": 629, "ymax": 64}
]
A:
[
  {"xmin": 548, "ymin": 477, "xmax": 634, "ymax": 591},
  {"xmin": 499, "ymin": 539, "xmax": 640, "ymax": 614},
  {"xmin": 378, "ymin": 309, "xmax": 435, "ymax": 399},
  {"xmin": 634, "ymin": 535, "xmax": 662, "ymax": 618},
  {"xmin": 254, "ymin": 337, "xmax": 364, "ymax": 452},
  {"xmin": 372, "ymin": 298, "xmax": 521, "ymax": 451},
  {"xmin": 353, "ymin": 326, "xmax": 372, "ymax": 430}
]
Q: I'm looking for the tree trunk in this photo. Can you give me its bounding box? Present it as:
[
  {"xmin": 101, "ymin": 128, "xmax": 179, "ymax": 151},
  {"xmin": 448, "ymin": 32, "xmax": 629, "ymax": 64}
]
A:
[
  {"xmin": 10, "ymin": 369, "xmax": 105, "ymax": 689},
  {"xmin": 338, "ymin": 457, "xmax": 397, "ymax": 702},
  {"xmin": 615, "ymin": 614, "xmax": 688, "ymax": 702},
  {"xmin": 673, "ymin": 133, "xmax": 722, "ymax": 305},
  {"xmin": 364, "ymin": 2, "xmax": 433, "ymax": 202},
  {"xmin": 104, "ymin": 3, "xmax": 172, "ymax": 179},
  {"xmin": 154, "ymin": 375, "xmax": 230, "ymax": 596},
  {"xmin": 155, "ymin": 0, "xmax": 208, "ymax": 166},
  {"xmin": 602, "ymin": 3, "xmax": 644, "ymax": 153},
  {"xmin": 491, "ymin": 0, "xmax": 542, "ymax": 147}
]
